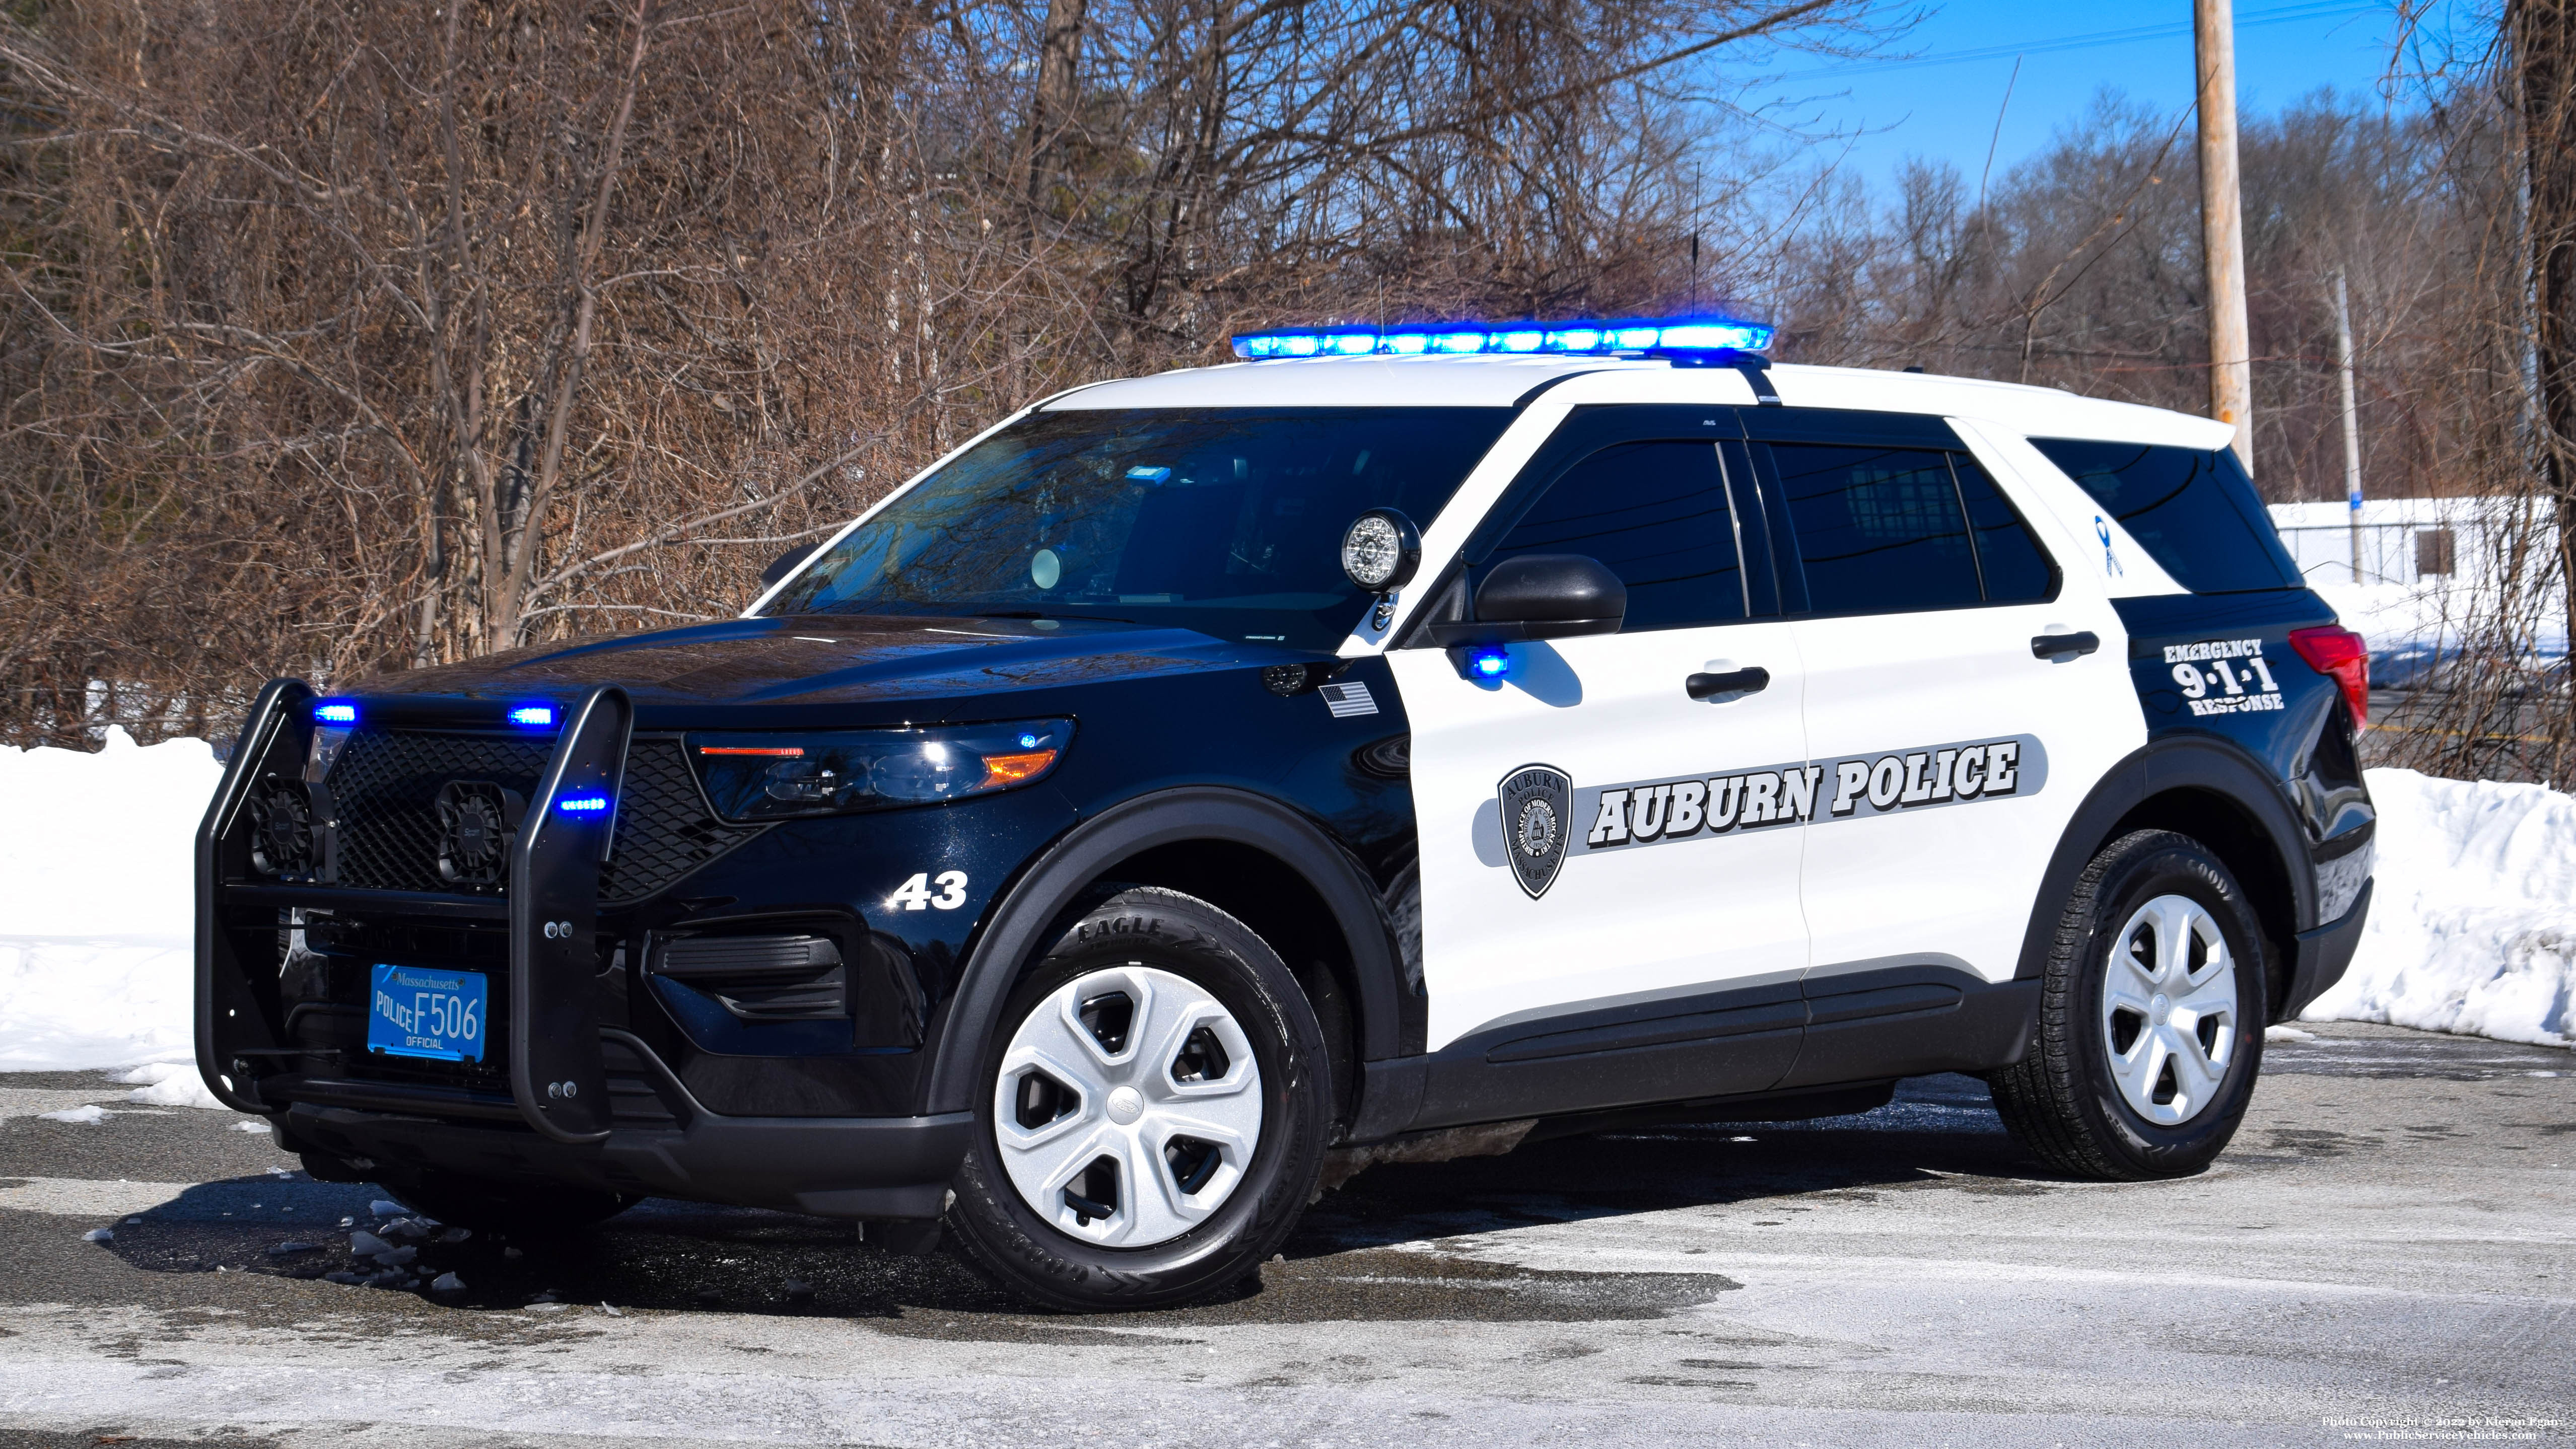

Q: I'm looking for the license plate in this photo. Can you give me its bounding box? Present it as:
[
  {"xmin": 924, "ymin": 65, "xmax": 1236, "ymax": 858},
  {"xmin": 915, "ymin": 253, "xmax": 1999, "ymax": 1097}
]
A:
[{"xmin": 367, "ymin": 963, "xmax": 489, "ymax": 1063}]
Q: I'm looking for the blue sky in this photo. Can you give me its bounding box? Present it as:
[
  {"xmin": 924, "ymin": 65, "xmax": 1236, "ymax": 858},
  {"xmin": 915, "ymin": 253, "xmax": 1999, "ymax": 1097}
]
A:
[{"xmin": 1730, "ymin": 0, "xmax": 2487, "ymax": 196}]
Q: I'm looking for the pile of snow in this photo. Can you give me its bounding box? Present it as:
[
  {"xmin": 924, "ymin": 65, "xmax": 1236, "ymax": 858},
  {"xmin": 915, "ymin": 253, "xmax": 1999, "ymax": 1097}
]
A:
[
  {"xmin": 115, "ymin": 1060, "xmax": 226, "ymax": 1109},
  {"xmin": 0, "ymin": 728, "xmax": 223, "ymax": 1072},
  {"xmin": 2306, "ymin": 768, "xmax": 2576, "ymax": 1048}
]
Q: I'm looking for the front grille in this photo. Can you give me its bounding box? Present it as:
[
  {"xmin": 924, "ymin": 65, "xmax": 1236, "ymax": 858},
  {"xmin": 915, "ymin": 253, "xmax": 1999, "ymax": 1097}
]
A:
[
  {"xmin": 595, "ymin": 740, "xmax": 767, "ymax": 904},
  {"xmin": 327, "ymin": 731, "xmax": 763, "ymax": 905},
  {"xmin": 329, "ymin": 731, "xmax": 552, "ymax": 892}
]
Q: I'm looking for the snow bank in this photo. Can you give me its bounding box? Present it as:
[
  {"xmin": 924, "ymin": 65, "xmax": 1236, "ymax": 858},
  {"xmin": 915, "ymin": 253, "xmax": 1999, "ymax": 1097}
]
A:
[
  {"xmin": 2306, "ymin": 768, "xmax": 2576, "ymax": 1048},
  {"xmin": 115, "ymin": 1060, "xmax": 227, "ymax": 1109},
  {"xmin": 0, "ymin": 728, "xmax": 223, "ymax": 1071}
]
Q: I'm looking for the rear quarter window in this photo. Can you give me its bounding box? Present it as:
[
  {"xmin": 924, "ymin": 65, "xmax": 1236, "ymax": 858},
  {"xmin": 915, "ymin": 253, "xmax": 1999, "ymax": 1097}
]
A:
[{"xmin": 2027, "ymin": 438, "xmax": 2302, "ymax": 593}]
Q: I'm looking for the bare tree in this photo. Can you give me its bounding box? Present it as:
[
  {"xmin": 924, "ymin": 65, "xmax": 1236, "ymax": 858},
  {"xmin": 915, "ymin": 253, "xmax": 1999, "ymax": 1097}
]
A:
[{"xmin": 0, "ymin": 0, "xmax": 1889, "ymax": 747}]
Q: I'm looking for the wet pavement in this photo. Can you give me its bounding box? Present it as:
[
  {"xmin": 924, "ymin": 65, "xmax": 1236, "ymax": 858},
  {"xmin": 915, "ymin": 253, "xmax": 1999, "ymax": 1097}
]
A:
[{"xmin": 0, "ymin": 1020, "xmax": 2567, "ymax": 1445}]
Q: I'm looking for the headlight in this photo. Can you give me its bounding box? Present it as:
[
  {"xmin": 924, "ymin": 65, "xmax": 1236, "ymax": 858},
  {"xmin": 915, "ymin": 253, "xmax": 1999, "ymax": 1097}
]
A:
[{"xmin": 687, "ymin": 719, "xmax": 1072, "ymax": 821}]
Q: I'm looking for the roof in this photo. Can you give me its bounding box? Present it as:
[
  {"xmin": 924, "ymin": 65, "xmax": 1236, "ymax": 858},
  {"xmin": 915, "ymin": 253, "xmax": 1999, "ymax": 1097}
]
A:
[
  {"xmin": 1040, "ymin": 354, "xmax": 1661, "ymax": 411},
  {"xmin": 1042, "ymin": 354, "xmax": 2235, "ymax": 451}
]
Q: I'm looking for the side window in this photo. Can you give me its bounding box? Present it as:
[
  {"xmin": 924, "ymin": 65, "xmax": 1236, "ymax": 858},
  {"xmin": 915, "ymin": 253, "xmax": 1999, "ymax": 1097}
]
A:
[
  {"xmin": 1491, "ymin": 440, "xmax": 1748, "ymax": 631},
  {"xmin": 2027, "ymin": 438, "xmax": 2302, "ymax": 593},
  {"xmin": 1954, "ymin": 457, "xmax": 2058, "ymax": 603},
  {"xmin": 1772, "ymin": 444, "xmax": 1981, "ymax": 614}
]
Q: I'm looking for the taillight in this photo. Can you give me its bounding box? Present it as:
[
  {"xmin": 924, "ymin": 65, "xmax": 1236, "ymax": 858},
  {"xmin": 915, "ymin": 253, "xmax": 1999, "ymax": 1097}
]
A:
[{"xmin": 2289, "ymin": 625, "xmax": 2370, "ymax": 731}]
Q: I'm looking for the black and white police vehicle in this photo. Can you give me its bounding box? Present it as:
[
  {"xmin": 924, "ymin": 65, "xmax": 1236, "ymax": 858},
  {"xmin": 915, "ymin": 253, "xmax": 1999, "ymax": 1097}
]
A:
[{"xmin": 197, "ymin": 316, "xmax": 2376, "ymax": 1311}]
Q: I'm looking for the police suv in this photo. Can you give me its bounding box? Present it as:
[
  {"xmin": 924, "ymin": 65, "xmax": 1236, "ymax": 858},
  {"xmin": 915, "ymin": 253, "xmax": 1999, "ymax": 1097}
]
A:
[{"xmin": 196, "ymin": 318, "xmax": 2376, "ymax": 1311}]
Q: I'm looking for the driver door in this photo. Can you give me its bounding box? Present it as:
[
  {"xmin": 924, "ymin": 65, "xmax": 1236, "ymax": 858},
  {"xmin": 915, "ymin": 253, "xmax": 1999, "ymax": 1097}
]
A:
[{"xmin": 1388, "ymin": 411, "xmax": 1812, "ymax": 1108}]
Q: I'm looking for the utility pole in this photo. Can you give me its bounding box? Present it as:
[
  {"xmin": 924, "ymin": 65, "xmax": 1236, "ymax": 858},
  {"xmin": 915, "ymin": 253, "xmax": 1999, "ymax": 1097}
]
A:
[
  {"xmin": 2196, "ymin": 0, "xmax": 2254, "ymax": 475},
  {"xmin": 2511, "ymin": 0, "xmax": 2576, "ymax": 686},
  {"xmin": 2334, "ymin": 269, "xmax": 2364, "ymax": 582}
]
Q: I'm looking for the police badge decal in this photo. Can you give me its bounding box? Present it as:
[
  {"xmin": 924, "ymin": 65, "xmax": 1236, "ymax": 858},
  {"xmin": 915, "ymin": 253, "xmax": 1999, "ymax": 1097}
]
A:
[{"xmin": 1498, "ymin": 764, "xmax": 1573, "ymax": 899}]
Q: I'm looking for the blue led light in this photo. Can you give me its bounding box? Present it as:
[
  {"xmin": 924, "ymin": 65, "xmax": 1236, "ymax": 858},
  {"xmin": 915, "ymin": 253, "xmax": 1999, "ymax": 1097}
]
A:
[
  {"xmin": 556, "ymin": 794, "xmax": 611, "ymax": 815},
  {"xmin": 1017, "ymin": 733, "xmax": 1042, "ymax": 749},
  {"xmin": 1470, "ymin": 646, "xmax": 1511, "ymax": 679},
  {"xmin": 508, "ymin": 704, "xmax": 556, "ymax": 728},
  {"xmin": 1656, "ymin": 322, "xmax": 1769, "ymax": 351},
  {"xmin": 312, "ymin": 702, "xmax": 358, "ymax": 726},
  {"xmin": 1229, "ymin": 315, "xmax": 1774, "ymax": 361}
]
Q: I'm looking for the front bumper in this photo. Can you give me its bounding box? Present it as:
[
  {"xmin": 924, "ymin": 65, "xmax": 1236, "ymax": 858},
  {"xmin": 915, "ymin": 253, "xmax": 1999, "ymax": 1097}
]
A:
[
  {"xmin": 204, "ymin": 679, "xmax": 972, "ymax": 1217},
  {"xmin": 284, "ymin": 1041, "xmax": 971, "ymax": 1219}
]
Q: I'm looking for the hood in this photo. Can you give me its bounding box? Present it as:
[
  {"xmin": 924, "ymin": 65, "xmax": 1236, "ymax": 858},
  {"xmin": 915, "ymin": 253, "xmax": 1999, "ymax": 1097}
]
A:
[{"xmin": 357, "ymin": 614, "xmax": 1275, "ymax": 719}]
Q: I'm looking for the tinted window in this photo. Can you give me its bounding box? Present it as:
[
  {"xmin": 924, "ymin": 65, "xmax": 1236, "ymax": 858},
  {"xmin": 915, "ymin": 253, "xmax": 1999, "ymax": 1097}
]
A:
[
  {"xmin": 1955, "ymin": 457, "xmax": 2057, "ymax": 603},
  {"xmin": 2028, "ymin": 439, "xmax": 2302, "ymax": 593},
  {"xmin": 1773, "ymin": 444, "xmax": 1981, "ymax": 613},
  {"xmin": 762, "ymin": 408, "xmax": 1512, "ymax": 650},
  {"xmin": 1490, "ymin": 440, "xmax": 1747, "ymax": 631}
]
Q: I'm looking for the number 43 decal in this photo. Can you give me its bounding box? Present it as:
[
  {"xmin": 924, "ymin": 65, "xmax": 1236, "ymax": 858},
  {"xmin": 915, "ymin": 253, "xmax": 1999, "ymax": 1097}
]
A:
[{"xmin": 890, "ymin": 871, "xmax": 968, "ymax": 911}]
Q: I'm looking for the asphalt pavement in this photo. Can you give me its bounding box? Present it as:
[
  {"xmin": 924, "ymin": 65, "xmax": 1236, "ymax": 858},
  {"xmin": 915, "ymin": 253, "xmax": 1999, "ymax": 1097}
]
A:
[{"xmin": 0, "ymin": 1021, "xmax": 2567, "ymax": 1447}]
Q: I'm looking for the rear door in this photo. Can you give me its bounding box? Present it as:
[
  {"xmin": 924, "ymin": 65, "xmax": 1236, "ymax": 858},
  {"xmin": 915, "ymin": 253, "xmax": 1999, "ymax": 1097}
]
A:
[
  {"xmin": 1391, "ymin": 407, "xmax": 1811, "ymax": 1091},
  {"xmin": 1743, "ymin": 411, "xmax": 2130, "ymax": 1033}
]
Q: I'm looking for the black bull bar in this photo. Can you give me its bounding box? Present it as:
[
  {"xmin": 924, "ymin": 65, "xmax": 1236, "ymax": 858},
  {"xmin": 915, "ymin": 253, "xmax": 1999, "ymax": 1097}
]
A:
[{"xmin": 194, "ymin": 677, "xmax": 632, "ymax": 1145}]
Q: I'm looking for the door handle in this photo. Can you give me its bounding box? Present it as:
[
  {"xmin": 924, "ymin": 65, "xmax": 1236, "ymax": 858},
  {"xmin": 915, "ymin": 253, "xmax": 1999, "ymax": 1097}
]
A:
[
  {"xmin": 1687, "ymin": 666, "xmax": 1771, "ymax": 701},
  {"xmin": 2031, "ymin": 631, "xmax": 2101, "ymax": 662}
]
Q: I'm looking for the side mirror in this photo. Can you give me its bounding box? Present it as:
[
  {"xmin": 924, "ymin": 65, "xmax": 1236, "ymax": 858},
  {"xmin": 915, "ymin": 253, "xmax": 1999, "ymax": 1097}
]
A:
[
  {"xmin": 760, "ymin": 543, "xmax": 820, "ymax": 590},
  {"xmin": 1426, "ymin": 554, "xmax": 1626, "ymax": 645}
]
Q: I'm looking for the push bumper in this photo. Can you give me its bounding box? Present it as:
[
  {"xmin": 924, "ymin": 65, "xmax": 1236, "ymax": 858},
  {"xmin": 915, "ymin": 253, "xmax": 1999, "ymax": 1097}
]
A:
[{"xmin": 2282, "ymin": 878, "xmax": 2371, "ymax": 1022}]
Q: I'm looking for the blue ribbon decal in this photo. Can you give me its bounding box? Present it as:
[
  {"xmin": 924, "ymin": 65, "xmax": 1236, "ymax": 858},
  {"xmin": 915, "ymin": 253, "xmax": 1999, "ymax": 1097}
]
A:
[{"xmin": 2095, "ymin": 515, "xmax": 2124, "ymax": 576}]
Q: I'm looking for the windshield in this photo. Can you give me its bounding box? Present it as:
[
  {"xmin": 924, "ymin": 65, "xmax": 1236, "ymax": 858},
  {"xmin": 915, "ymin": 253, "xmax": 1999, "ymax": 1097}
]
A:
[{"xmin": 760, "ymin": 408, "xmax": 1513, "ymax": 649}]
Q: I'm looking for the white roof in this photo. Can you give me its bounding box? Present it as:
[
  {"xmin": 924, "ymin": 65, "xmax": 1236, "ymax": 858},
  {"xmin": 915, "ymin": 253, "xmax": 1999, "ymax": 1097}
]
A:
[
  {"xmin": 1040, "ymin": 354, "xmax": 1662, "ymax": 410},
  {"xmin": 1042, "ymin": 354, "xmax": 2234, "ymax": 451}
]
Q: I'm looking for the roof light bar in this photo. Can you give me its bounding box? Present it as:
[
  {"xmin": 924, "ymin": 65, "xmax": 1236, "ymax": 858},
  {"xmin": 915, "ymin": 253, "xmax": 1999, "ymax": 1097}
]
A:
[{"xmin": 1229, "ymin": 316, "xmax": 1773, "ymax": 361}]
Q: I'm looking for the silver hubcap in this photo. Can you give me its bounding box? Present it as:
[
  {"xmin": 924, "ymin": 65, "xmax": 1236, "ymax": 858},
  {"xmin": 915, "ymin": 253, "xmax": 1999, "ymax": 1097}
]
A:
[
  {"xmin": 994, "ymin": 965, "xmax": 1264, "ymax": 1248},
  {"xmin": 2103, "ymin": 894, "xmax": 2239, "ymax": 1125}
]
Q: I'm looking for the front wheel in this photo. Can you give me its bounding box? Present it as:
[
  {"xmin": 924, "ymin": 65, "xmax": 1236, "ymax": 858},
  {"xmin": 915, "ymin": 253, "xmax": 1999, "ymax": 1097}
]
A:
[
  {"xmin": 944, "ymin": 887, "xmax": 1331, "ymax": 1312},
  {"xmin": 1988, "ymin": 829, "xmax": 2268, "ymax": 1180}
]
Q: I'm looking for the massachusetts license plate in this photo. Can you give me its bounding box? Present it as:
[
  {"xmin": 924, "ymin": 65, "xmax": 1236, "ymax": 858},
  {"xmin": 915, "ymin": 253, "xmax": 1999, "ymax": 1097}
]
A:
[{"xmin": 368, "ymin": 963, "xmax": 489, "ymax": 1062}]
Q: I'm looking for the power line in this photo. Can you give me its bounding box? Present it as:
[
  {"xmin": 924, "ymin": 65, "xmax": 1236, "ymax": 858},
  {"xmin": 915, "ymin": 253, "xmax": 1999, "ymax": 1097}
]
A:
[{"xmin": 1755, "ymin": 2, "xmax": 2383, "ymax": 85}]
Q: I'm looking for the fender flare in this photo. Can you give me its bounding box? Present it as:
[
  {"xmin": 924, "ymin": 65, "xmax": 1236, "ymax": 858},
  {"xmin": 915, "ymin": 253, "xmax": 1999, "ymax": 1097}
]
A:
[
  {"xmin": 2016, "ymin": 734, "xmax": 2319, "ymax": 982},
  {"xmin": 923, "ymin": 787, "xmax": 1407, "ymax": 1116}
]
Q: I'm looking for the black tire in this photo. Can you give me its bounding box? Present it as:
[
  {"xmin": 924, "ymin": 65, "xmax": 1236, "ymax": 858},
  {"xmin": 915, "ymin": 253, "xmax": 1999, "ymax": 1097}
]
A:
[
  {"xmin": 944, "ymin": 886, "xmax": 1331, "ymax": 1312},
  {"xmin": 1987, "ymin": 829, "xmax": 2268, "ymax": 1180},
  {"xmin": 379, "ymin": 1171, "xmax": 639, "ymax": 1235}
]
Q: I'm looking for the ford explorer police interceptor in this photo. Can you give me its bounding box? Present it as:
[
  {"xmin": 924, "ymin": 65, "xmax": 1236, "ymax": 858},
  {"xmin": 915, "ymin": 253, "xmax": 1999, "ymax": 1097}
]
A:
[{"xmin": 195, "ymin": 318, "xmax": 2376, "ymax": 1311}]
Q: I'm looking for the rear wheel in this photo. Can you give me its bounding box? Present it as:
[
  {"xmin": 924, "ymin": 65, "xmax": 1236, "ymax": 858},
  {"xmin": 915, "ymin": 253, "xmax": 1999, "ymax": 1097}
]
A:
[
  {"xmin": 945, "ymin": 887, "xmax": 1330, "ymax": 1311},
  {"xmin": 1988, "ymin": 829, "xmax": 2267, "ymax": 1180},
  {"xmin": 379, "ymin": 1171, "xmax": 638, "ymax": 1235}
]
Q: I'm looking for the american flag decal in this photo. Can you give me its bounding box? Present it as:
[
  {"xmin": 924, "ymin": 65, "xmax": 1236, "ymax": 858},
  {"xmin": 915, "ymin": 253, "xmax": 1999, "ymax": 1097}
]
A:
[{"xmin": 1317, "ymin": 681, "xmax": 1378, "ymax": 718}]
